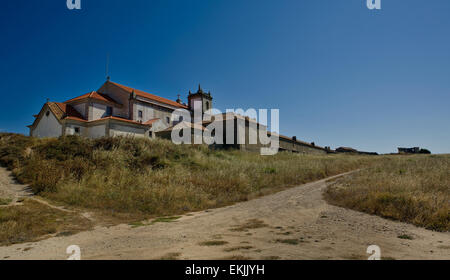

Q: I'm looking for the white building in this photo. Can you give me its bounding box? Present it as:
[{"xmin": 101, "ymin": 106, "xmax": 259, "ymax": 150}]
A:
[{"xmin": 28, "ymin": 80, "xmax": 213, "ymax": 139}]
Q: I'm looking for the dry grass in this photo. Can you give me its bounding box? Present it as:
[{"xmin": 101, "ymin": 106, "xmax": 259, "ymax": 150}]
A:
[
  {"xmin": 199, "ymin": 240, "xmax": 229, "ymax": 246},
  {"xmin": 0, "ymin": 133, "xmax": 376, "ymax": 221},
  {"xmin": 230, "ymin": 219, "xmax": 268, "ymax": 232},
  {"xmin": 223, "ymin": 246, "xmax": 254, "ymax": 252},
  {"xmin": 159, "ymin": 252, "xmax": 182, "ymax": 260},
  {"xmin": 275, "ymin": 238, "xmax": 301, "ymax": 245},
  {"xmin": 325, "ymin": 155, "xmax": 450, "ymax": 232},
  {"xmin": 0, "ymin": 198, "xmax": 12, "ymax": 206},
  {"xmin": 0, "ymin": 199, "xmax": 92, "ymax": 246}
]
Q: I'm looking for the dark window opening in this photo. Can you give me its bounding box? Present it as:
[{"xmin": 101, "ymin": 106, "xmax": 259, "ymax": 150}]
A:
[
  {"xmin": 74, "ymin": 127, "xmax": 80, "ymax": 135},
  {"xmin": 138, "ymin": 110, "xmax": 143, "ymax": 118},
  {"xmin": 46, "ymin": 111, "xmax": 50, "ymax": 117},
  {"xmin": 106, "ymin": 106, "xmax": 113, "ymax": 116},
  {"xmin": 166, "ymin": 117, "xmax": 170, "ymax": 124}
]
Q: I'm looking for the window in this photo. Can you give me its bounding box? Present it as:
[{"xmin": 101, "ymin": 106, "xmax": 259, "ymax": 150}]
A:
[
  {"xmin": 138, "ymin": 110, "xmax": 143, "ymax": 118},
  {"xmin": 166, "ymin": 117, "xmax": 170, "ymax": 124},
  {"xmin": 106, "ymin": 106, "xmax": 113, "ymax": 116},
  {"xmin": 46, "ymin": 111, "xmax": 50, "ymax": 117},
  {"xmin": 205, "ymin": 101, "xmax": 210, "ymax": 110},
  {"xmin": 74, "ymin": 127, "xmax": 80, "ymax": 135}
]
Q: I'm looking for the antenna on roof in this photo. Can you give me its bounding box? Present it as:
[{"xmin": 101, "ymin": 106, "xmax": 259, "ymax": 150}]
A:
[{"xmin": 106, "ymin": 53, "xmax": 110, "ymax": 81}]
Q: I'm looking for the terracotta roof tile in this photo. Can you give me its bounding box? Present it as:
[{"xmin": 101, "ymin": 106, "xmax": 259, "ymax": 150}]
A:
[
  {"xmin": 108, "ymin": 81, "xmax": 188, "ymax": 109},
  {"xmin": 65, "ymin": 91, "xmax": 122, "ymax": 107},
  {"xmin": 55, "ymin": 102, "xmax": 86, "ymax": 121},
  {"xmin": 143, "ymin": 118, "xmax": 160, "ymax": 125}
]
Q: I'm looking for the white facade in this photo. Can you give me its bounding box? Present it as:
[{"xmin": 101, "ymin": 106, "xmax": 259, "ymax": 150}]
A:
[
  {"xmin": 29, "ymin": 80, "xmax": 198, "ymax": 140},
  {"xmin": 31, "ymin": 110, "xmax": 62, "ymax": 138},
  {"xmin": 110, "ymin": 124, "xmax": 146, "ymax": 138},
  {"xmin": 88, "ymin": 124, "xmax": 107, "ymax": 139},
  {"xmin": 89, "ymin": 103, "xmax": 108, "ymax": 121}
]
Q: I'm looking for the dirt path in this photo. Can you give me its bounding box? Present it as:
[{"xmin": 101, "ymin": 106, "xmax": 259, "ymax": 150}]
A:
[
  {"xmin": 0, "ymin": 171, "xmax": 449, "ymax": 260},
  {"xmin": 0, "ymin": 167, "xmax": 33, "ymax": 206},
  {"xmin": 0, "ymin": 168, "xmax": 85, "ymax": 215}
]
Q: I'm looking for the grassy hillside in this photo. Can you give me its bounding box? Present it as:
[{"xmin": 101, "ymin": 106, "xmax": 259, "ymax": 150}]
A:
[
  {"xmin": 0, "ymin": 133, "xmax": 372, "ymax": 219},
  {"xmin": 325, "ymin": 155, "xmax": 450, "ymax": 232}
]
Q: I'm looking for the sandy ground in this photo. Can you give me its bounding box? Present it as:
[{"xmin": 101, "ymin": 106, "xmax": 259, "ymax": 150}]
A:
[
  {"xmin": 0, "ymin": 168, "xmax": 33, "ymax": 207},
  {"xmin": 0, "ymin": 169, "xmax": 448, "ymax": 260}
]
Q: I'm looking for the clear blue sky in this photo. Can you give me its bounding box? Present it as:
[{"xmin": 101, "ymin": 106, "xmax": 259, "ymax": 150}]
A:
[{"xmin": 1, "ymin": 0, "xmax": 449, "ymax": 154}]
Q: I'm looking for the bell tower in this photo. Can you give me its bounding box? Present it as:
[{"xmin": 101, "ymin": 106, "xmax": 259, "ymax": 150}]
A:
[{"xmin": 188, "ymin": 84, "xmax": 213, "ymax": 115}]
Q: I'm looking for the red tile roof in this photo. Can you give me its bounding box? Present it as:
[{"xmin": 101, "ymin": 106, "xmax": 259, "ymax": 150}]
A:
[
  {"xmin": 143, "ymin": 118, "xmax": 160, "ymax": 125},
  {"xmin": 108, "ymin": 81, "xmax": 188, "ymax": 109},
  {"xmin": 55, "ymin": 102, "xmax": 86, "ymax": 121},
  {"xmin": 65, "ymin": 91, "xmax": 122, "ymax": 107}
]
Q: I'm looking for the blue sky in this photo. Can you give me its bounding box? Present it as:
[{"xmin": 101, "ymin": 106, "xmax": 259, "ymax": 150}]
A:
[{"xmin": 0, "ymin": 0, "xmax": 449, "ymax": 154}]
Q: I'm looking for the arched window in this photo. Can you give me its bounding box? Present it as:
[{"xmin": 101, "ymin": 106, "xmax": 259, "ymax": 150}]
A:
[{"xmin": 205, "ymin": 101, "xmax": 210, "ymax": 110}]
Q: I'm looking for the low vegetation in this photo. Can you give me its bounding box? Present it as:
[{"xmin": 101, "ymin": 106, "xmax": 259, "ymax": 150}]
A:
[
  {"xmin": 275, "ymin": 239, "xmax": 301, "ymax": 245},
  {"xmin": 325, "ymin": 155, "xmax": 450, "ymax": 232},
  {"xmin": 0, "ymin": 199, "xmax": 92, "ymax": 246},
  {"xmin": 0, "ymin": 198, "xmax": 12, "ymax": 206},
  {"xmin": 0, "ymin": 133, "xmax": 373, "ymax": 220},
  {"xmin": 1, "ymin": 132, "xmax": 447, "ymax": 243},
  {"xmin": 199, "ymin": 240, "xmax": 229, "ymax": 246}
]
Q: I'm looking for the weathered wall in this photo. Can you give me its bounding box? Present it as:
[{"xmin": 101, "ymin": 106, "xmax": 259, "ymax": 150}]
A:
[
  {"xmin": 278, "ymin": 138, "xmax": 327, "ymax": 154},
  {"xmin": 31, "ymin": 110, "xmax": 62, "ymax": 138},
  {"xmin": 109, "ymin": 123, "xmax": 147, "ymax": 138},
  {"xmin": 97, "ymin": 82, "xmax": 130, "ymax": 119},
  {"xmin": 236, "ymin": 119, "xmax": 269, "ymax": 153},
  {"xmin": 88, "ymin": 124, "xmax": 107, "ymax": 139},
  {"xmin": 89, "ymin": 103, "xmax": 108, "ymax": 121},
  {"xmin": 133, "ymin": 100, "xmax": 173, "ymax": 128},
  {"xmin": 64, "ymin": 123, "xmax": 86, "ymax": 137},
  {"xmin": 156, "ymin": 129, "xmax": 204, "ymax": 144},
  {"xmin": 73, "ymin": 103, "xmax": 87, "ymax": 119}
]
